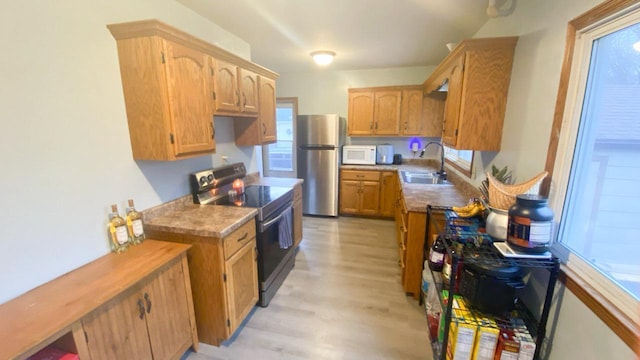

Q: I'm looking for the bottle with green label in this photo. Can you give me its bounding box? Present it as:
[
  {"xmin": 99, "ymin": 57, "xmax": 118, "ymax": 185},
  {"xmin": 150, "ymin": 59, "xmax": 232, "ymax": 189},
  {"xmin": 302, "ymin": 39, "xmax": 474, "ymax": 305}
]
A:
[{"xmin": 108, "ymin": 204, "xmax": 130, "ymax": 253}]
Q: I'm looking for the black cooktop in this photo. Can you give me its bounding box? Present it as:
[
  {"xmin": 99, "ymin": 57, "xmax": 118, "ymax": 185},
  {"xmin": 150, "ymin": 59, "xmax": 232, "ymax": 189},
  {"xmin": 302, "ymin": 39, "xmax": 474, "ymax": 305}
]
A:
[{"xmin": 208, "ymin": 185, "xmax": 290, "ymax": 208}]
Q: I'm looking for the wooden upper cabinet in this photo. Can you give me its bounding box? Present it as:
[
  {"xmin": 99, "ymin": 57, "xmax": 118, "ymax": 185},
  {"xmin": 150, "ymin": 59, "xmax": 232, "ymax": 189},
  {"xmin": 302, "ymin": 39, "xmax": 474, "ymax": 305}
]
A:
[
  {"xmin": 214, "ymin": 59, "xmax": 241, "ymax": 113},
  {"xmin": 348, "ymin": 86, "xmax": 425, "ymax": 137},
  {"xmin": 373, "ymin": 91, "xmax": 402, "ymax": 135},
  {"xmin": 215, "ymin": 62, "xmax": 260, "ymax": 116},
  {"xmin": 423, "ymin": 37, "xmax": 519, "ymax": 151},
  {"xmin": 233, "ymin": 75, "xmax": 277, "ymax": 146},
  {"xmin": 348, "ymin": 91, "xmax": 375, "ymax": 135},
  {"xmin": 107, "ymin": 20, "xmax": 279, "ymax": 157},
  {"xmin": 239, "ymin": 69, "xmax": 259, "ymax": 115},
  {"xmin": 106, "ymin": 30, "xmax": 215, "ymax": 160},
  {"xmin": 400, "ymin": 87, "xmax": 425, "ymax": 136},
  {"xmin": 258, "ymin": 76, "xmax": 277, "ymax": 143},
  {"xmin": 165, "ymin": 42, "xmax": 216, "ymax": 157}
]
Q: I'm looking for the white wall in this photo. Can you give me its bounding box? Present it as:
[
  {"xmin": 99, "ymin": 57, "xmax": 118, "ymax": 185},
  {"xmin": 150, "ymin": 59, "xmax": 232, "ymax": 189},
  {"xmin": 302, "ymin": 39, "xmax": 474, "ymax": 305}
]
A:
[
  {"xmin": 276, "ymin": 66, "xmax": 445, "ymax": 160},
  {"xmin": 0, "ymin": 1, "xmax": 260, "ymax": 303},
  {"xmin": 474, "ymin": 1, "xmax": 635, "ymax": 359}
]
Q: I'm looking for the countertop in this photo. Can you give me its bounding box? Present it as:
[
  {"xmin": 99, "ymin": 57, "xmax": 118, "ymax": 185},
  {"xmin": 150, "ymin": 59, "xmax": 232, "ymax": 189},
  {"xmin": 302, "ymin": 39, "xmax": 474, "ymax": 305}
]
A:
[
  {"xmin": 143, "ymin": 176, "xmax": 303, "ymax": 238},
  {"xmin": 341, "ymin": 161, "xmax": 477, "ymax": 213}
]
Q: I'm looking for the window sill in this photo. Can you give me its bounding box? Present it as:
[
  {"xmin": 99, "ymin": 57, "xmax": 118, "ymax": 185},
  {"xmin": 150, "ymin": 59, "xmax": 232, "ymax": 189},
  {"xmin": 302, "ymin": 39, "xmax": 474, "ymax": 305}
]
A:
[{"xmin": 559, "ymin": 264, "xmax": 639, "ymax": 353}]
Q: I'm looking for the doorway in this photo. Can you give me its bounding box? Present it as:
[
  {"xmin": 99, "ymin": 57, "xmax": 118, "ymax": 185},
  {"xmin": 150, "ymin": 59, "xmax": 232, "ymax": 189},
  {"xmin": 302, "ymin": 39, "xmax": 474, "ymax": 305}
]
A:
[{"xmin": 262, "ymin": 97, "xmax": 298, "ymax": 178}]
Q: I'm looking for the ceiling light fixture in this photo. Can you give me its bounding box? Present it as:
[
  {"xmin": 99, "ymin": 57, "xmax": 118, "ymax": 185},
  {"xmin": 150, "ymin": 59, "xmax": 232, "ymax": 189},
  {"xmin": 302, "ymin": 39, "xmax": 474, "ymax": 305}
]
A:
[
  {"xmin": 487, "ymin": 0, "xmax": 515, "ymax": 17},
  {"xmin": 311, "ymin": 50, "xmax": 336, "ymax": 66}
]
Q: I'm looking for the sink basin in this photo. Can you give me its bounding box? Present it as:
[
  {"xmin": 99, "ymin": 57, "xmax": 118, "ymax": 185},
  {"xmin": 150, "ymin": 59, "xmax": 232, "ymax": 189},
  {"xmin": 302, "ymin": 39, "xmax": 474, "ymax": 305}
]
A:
[{"xmin": 400, "ymin": 170, "xmax": 451, "ymax": 185}]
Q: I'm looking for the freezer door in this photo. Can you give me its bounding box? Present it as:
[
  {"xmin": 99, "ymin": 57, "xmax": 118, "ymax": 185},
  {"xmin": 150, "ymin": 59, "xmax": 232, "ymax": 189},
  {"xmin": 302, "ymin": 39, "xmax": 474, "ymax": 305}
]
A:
[
  {"xmin": 297, "ymin": 114, "xmax": 344, "ymax": 147},
  {"xmin": 297, "ymin": 147, "xmax": 340, "ymax": 216}
]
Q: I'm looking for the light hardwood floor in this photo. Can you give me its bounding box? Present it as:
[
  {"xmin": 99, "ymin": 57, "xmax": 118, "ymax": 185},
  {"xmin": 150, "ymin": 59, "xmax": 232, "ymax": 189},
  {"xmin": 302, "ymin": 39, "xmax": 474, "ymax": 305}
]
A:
[{"xmin": 184, "ymin": 216, "xmax": 433, "ymax": 360}]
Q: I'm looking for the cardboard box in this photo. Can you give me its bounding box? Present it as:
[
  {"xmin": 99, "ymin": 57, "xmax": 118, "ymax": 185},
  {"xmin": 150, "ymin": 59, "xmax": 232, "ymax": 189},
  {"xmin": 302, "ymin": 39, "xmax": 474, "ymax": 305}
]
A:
[
  {"xmin": 471, "ymin": 313, "xmax": 500, "ymax": 360},
  {"xmin": 513, "ymin": 330, "xmax": 536, "ymax": 360},
  {"xmin": 494, "ymin": 330, "xmax": 520, "ymax": 360},
  {"xmin": 446, "ymin": 308, "xmax": 477, "ymax": 360}
]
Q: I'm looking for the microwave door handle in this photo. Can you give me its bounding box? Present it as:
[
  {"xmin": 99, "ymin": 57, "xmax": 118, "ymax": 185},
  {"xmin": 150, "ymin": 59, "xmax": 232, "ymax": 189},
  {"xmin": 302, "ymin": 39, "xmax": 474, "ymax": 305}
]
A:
[{"xmin": 259, "ymin": 205, "xmax": 293, "ymax": 232}]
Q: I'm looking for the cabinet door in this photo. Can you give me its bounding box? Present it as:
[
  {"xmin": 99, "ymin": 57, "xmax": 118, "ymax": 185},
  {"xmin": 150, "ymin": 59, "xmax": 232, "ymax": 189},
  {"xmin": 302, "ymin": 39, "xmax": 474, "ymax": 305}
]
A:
[
  {"xmin": 224, "ymin": 240, "xmax": 258, "ymax": 336},
  {"xmin": 442, "ymin": 57, "xmax": 465, "ymax": 148},
  {"xmin": 379, "ymin": 171, "xmax": 396, "ymax": 218},
  {"xmin": 164, "ymin": 41, "xmax": 215, "ymax": 157},
  {"xmin": 214, "ymin": 59, "xmax": 240, "ymax": 113},
  {"xmin": 360, "ymin": 180, "xmax": 381, "ymax": 215},
  {"xmin": 142, "ymin": 259, "xmax": 193, "ymax": 360},
  {"xmin": 339, "ymin": 180, "xmax": 361, "ymax": 214},
  {"xmin": 374, "ymin": 91, "xmax": 401, "ymax": 135},
  {"xmin": 348, "ymin": 92, "xmax": 374, "ymax": 135},
  {"xmin": 258, "ymin": 76, "xmax": 277, "ymax": 144},
  {"xmin": 239, "ymin": 69, "xmax": 259, "ymax": 115},
  {"xmin": 81, "ymin": 289, "xmax": 152, "ymax": 360},
  {"xmin": 422, "ymin": 93, "xmax": 446, "ymax": 137},
  {"xmin": 401, "ymin": 89, "xmax": 424, "ymax": 136}
]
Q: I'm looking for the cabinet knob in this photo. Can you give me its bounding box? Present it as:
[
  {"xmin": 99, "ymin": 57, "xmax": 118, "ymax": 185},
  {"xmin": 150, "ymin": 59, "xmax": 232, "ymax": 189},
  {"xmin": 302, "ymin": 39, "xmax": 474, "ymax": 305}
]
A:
[
  {"xmin": 211, "ymin": 123, "xmax": 215, "ymax": 139},
  {"xmin": 262, "ymin": 123, "xmax": 266, "ymax": 135}
]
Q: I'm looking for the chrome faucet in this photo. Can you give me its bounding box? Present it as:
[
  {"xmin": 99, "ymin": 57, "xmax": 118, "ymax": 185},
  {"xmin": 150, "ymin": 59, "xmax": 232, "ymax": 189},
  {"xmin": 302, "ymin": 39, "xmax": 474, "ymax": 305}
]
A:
[{"xmin": 419, "ymin": 141, "xmax": 447, "ymax": 180}]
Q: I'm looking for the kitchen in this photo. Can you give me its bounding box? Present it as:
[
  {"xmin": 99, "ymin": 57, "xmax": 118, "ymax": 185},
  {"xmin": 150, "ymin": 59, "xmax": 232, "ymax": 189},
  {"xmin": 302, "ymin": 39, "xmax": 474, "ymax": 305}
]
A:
[{"xmin": 0, "ymin": 1, "xmax": 638, "ymax": 360}]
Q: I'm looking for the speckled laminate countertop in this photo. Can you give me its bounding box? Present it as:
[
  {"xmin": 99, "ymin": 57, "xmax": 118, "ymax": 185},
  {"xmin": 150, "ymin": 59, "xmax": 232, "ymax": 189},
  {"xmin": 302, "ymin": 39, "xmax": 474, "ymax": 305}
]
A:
[
  {"xmin": 142, "ymin": 176, "xmax": 304, "ymax": 238},
  {"xmin": 341, "ymin": 161, "xmax": 477, "ymax": 213}
]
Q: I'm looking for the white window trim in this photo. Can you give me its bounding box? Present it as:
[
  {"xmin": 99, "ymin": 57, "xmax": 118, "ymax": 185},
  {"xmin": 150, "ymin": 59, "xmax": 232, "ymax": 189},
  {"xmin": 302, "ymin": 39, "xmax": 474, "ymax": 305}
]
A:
[{"xmin": 549, "ymin": 4, "xmax": 640, "ymax": 317}]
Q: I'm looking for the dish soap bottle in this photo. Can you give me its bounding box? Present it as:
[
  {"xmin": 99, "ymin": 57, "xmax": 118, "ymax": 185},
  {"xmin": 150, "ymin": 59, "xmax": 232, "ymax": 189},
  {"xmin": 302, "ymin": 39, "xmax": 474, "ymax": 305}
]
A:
[
  {"xmin": 126, "ymin": 199, "xmax": 145, "ymax": 245},
  {"xmin": 108, "ymin": 204, "xmax": 130, "ymax": 253}
]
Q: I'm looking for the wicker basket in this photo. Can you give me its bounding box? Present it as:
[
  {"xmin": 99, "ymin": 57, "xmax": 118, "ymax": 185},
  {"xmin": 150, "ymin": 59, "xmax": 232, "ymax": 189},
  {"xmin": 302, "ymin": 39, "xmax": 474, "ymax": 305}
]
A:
[{"xmin": 487, "ymin": 171, "xmax": 548, "ymax": 210}]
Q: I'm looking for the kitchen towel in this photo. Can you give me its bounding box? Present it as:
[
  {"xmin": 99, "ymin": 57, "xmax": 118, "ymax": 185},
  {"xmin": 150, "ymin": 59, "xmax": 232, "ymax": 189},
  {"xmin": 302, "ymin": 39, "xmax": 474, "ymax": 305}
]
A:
[{"xmin": 278, "ymin": 208, "xmax": 293, "ymax": 249}]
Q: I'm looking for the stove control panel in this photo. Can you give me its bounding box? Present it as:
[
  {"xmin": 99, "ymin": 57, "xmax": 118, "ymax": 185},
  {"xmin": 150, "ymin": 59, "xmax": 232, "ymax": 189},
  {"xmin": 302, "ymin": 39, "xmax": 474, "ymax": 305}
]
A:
[{"xmin": 189, "ymin": 163, "xmax": 247, "ymax": 194}]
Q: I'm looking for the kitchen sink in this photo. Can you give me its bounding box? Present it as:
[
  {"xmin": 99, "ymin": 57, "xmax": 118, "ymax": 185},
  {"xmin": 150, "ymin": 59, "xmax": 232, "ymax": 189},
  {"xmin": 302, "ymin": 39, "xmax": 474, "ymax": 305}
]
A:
[{"xmin": 400, "ymin": 170, "xmax": 451, "ymax": 185}]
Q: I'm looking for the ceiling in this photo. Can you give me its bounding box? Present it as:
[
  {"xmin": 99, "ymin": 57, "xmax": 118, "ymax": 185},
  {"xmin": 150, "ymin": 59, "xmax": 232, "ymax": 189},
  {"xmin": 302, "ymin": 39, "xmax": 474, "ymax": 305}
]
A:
[{"xmin": 177, "ymin": 0, "xmax": 494, "ymax": 74}]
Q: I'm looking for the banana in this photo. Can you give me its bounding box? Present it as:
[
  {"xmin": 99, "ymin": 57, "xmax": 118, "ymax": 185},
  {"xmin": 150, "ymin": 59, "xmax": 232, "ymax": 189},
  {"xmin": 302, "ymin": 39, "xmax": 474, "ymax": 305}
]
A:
[{"xmin": 452, "ymin": 200, "xmax": 486, "ymax": 218}]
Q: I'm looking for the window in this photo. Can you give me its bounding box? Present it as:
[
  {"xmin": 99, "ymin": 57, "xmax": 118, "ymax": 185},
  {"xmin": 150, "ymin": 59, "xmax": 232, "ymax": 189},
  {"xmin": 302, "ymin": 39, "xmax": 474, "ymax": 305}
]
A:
[
  {"xmin": 444, "ymin": 146, "xmax": 474, "ymax": 177},
  {"xmin": 262, "ymin": 98, "xmax": 297, "ymax": 177},
  {"xmin": 546, "ymin": 0, "xmax": 640, "ymax": 348}
]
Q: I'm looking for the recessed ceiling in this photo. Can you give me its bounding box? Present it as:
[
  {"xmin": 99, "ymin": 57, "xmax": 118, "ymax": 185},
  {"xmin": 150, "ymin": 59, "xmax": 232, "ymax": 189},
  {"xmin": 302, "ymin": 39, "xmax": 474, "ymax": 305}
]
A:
[{"xmin": 177, "ymin": 0, "xmax": 490, "ymax": 74}]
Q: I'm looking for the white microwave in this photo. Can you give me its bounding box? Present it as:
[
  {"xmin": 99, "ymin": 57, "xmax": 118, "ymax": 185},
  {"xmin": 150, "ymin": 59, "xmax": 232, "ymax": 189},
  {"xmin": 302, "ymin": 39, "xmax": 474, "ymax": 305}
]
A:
[{"xmin": 342, "ymin": 145, "xmax": 377, "ymax": 165}]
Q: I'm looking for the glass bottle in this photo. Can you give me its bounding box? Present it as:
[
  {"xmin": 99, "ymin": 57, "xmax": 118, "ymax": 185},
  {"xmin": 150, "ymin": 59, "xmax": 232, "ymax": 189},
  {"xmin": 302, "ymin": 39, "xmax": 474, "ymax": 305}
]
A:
[
  {"xmin": 126, "ymin": 199, "xmax": 145, "ymax": 245},
  {"xmin": 428, "ymin": 234, "xmax": 446, "ymax": 272},
  {"xmin": 108, "ymin": 204, "xmax": 130, "ymax": 253}
]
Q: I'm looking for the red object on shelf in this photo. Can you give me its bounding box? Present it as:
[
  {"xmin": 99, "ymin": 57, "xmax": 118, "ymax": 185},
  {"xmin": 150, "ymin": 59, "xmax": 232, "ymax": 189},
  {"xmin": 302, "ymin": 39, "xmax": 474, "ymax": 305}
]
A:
[{"xmin": 27, "ymin": 346, "xmax": 79, "ymax": 360}]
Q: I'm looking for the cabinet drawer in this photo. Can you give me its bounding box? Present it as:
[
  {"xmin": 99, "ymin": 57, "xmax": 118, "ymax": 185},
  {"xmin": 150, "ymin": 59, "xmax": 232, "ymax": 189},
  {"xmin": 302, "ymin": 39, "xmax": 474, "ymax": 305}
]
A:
[
  {"xmin": 224, "ymin": 219, "xmax": 256, "ymax": 259},
  {"xmin": 341, "ymin": 170, "xmax": 380, "ymax": 182}
]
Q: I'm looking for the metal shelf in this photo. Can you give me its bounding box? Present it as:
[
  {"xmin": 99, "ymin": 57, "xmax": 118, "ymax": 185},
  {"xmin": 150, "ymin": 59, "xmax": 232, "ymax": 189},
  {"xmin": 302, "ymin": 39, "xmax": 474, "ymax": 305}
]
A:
[{"xmin": 425, "ymin": 205, "xmax": 560, "ymax": 360}]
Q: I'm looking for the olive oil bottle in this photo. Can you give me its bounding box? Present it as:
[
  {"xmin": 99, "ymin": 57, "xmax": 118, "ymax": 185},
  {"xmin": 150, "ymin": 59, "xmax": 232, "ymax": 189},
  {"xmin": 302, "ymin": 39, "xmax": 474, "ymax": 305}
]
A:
[
  {"xmin": 126, "ymin": 199, "xmax": 145, "ymax": 245},
  {"xmin": 108, "ymin": 204, "xmax": 130, "ymax": 253}
]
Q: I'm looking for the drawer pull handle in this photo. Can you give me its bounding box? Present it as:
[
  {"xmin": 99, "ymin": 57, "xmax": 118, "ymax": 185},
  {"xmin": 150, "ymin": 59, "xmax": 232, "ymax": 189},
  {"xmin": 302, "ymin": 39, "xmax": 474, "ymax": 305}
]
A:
[
  {"xmin": 137, "ymin": 299, "xmax": 145, "ymax": 319},
  {"xmin": 144, "ymin": 292, "xmax": 152, "ymax": 314},
  {"xmin": 237, "ymin": 232, "xmax": 248, "ymax": 242}
]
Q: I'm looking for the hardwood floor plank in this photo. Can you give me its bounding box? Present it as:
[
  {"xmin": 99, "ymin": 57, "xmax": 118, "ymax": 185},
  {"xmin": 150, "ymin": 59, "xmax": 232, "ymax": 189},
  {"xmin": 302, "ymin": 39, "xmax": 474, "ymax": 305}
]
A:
[{"xmin": 184, "ymin": 216, "xmax": 433, "ymax": 360}]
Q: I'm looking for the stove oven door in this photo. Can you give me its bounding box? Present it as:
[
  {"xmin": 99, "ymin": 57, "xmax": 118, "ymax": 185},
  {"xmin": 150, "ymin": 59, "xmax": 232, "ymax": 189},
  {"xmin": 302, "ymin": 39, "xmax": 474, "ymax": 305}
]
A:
[{"xmin": 255, "ymin": 204, "xmax": 295, "ymax": 306}]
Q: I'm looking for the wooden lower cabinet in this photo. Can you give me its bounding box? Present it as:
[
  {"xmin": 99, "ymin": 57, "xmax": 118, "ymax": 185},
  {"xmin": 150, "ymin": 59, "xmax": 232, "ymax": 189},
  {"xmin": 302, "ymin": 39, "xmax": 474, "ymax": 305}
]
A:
[
  {"xmin": 379, "ymin": 171, "xmax": 397, "ymax": 217},
  {"xmin": 81, "ymin": 258, "xmax": 193, "ymax": 360},
  {"xmin": 340, "ymin": 169, "xmax": 395, "ymax": 218},
  {"xmin": 293, "ymin": 184, "xmax": 303, "ymax": 247},
  {"xmin": 393, "ymin": 179, "xmax": 427, "ymax": 300},
  {"xmin": 339, "ymin": 172, "xmax": 380, "ymax": 216},
  {"xmin": 146, "ymin": 218, "xmax": 258, "ymax": 346}
]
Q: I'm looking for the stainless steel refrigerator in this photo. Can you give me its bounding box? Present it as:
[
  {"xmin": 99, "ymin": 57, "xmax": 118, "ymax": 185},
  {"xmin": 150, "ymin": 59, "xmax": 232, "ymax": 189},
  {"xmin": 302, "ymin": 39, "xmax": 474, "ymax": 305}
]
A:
[{"xmin": 296, "ymin": 114, "xmax": 346, "ymax": 216}]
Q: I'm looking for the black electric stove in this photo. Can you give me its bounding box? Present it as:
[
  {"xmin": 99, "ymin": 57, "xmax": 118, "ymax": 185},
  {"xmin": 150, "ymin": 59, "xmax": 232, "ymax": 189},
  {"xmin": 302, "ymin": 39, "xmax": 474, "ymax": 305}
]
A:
[{"xmin": 189, "ymin": 162, "xmax": 296, "ymax": 307}]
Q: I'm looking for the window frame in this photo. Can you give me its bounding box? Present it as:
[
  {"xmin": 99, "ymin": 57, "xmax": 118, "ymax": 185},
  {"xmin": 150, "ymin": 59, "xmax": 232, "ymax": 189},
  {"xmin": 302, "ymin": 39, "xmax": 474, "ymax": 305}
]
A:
[{"xmin": 543, "ymin": 0, "xmax": 640, "ymax": 351}]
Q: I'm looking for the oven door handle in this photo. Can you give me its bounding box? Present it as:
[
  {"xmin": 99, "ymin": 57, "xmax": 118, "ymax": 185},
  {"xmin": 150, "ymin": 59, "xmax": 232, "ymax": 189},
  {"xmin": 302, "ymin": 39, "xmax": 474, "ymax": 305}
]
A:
[{"xmin": 259, "ymin": 204, "xmax": 293, "ymax": 232}]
